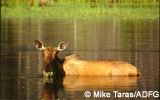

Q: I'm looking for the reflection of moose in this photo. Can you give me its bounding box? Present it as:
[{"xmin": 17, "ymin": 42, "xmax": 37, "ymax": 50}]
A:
[
  {"xmin": 35, "ymin": 40, "xmax": 141, "ymax": 77},
  {"xmin": 42, "ymin": 75, "xmax": 138, "ymax": 99},
  {"xmin": 42, "ymin": 77, "xmax": 64, "ymax": 100}
]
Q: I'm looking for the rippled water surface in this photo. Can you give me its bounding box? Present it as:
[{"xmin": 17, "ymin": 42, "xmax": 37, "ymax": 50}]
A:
[{"xmin": 0, "ymin": 18, "xmax": 159, "ymax": 100}]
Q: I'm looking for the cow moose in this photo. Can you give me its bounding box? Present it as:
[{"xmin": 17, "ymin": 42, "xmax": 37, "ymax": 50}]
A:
[{"xmin": 34, "ymin": 40, "xmax": 141, "ymax": 77}]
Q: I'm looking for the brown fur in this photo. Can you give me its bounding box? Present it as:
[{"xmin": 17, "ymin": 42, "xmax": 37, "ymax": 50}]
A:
[
  {"xmin": 64, "ymin": 54, "xmax": 140, "ymax": 76},
  {"xmin": 43, "ymin": 47, "xmax": 55, "ymax": 72}
]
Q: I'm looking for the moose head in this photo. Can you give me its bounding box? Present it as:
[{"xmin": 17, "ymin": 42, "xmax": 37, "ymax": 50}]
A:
[{"xmin": 35, "ymin": 40, "xmax": 68, "ymax": 77}]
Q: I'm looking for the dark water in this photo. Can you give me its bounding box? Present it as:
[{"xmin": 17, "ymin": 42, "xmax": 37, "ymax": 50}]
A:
[{"xmin": 0, "ymin": 18, "xmax": 159, "ymax": 100}]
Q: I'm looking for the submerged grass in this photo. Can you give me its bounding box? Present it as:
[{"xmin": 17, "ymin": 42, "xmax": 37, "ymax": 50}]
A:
[{"xmin": 1, "ymin": 2, "xmax": 159, "ymax": 20}]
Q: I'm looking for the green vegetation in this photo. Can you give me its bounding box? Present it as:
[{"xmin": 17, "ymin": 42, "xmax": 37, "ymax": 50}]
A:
[{"xmin": 1, "ymin": 0, "xmax": 159, "ymax": 20}]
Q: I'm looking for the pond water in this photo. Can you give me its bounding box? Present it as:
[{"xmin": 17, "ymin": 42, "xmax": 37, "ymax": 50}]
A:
[{"xmin": 0, "ymin": 18, "xmax": 159, "ymax": 100}]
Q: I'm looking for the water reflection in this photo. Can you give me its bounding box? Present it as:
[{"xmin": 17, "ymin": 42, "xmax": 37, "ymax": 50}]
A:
[
  {"xmin": 0, "ymin": 18, "xmax": 159, "ymax": 99},
  {"xmin": 42, "ymin": 77, "xmax": 64, "ymax": 100},
  {"xmin": 42, "ymin": 75, "xmax": 138, "ymax": 100},
  {"xmin": 1, "ymin": 75, "xmax": 42, "ymax": 100}
]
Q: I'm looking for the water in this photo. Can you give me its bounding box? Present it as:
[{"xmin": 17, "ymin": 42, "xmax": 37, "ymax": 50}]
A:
[{"xmin": 0, "ymin": 18, "xmax": 159, "ymax": 100}]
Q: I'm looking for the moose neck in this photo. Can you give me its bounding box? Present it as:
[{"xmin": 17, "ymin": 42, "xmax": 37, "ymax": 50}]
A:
[
  {"xmin": 53, "ymin": 55, "xmax": 65, "ymax": 66},
  {"xmin": 52, "ymin": 55, "xmax": 65, "ymax": 77}
]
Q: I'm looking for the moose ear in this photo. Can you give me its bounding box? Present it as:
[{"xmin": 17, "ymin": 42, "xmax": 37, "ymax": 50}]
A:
[
  {"xmin": 57, "ymin": 42, "xmax": 68, "ymax": 51},
  {"xmin": 34, "ymin": 40, "xmax": 45, "ymax": 50}
]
